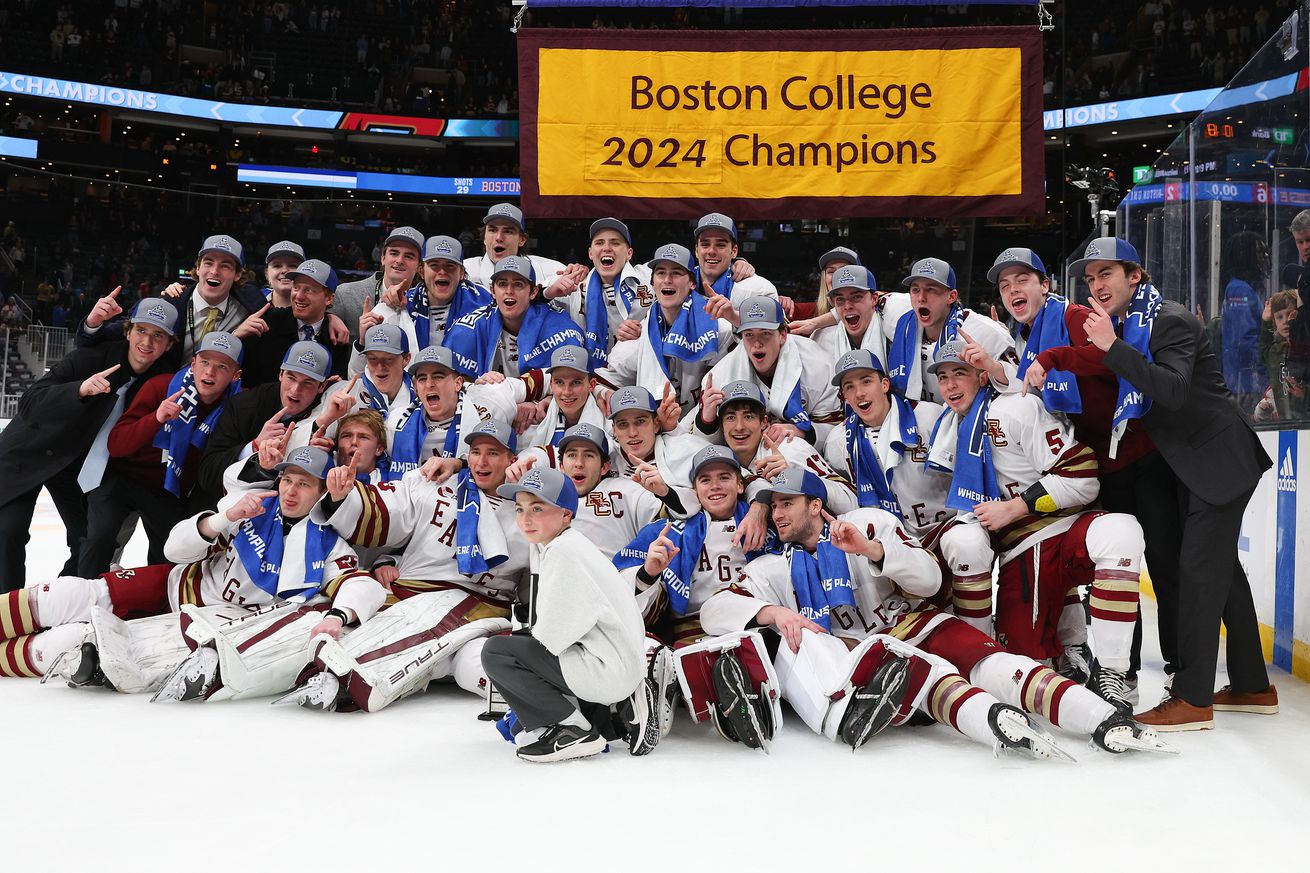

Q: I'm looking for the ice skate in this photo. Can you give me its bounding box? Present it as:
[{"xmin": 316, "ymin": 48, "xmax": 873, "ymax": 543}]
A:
[
  {"xmin": 151, "ymin": 647, "xmax": 219, "ymax": 703},
  {"xmin": 272, "ymin": 671, "xmax": 344, "ymax": 712},
  {"xmin": 1092, "ymin": 711, "xmax": 1179, "ymax": 755},
  {"xmin": 988, "ymin": 703, "xmax": 1076, "ymax": 762},
  {"xmin": 648, "ymin": 644, "xmax": 678, "ymax": 738},
  {"xmin": 712, "ymin": 650, "xmax": 770, "ymax": 753},
  {"xmin": 1055, "ymin": 642, "xmax": 1092, "ymax": 685},
  {"xmin": 619, "ymin": 677, "xmax": 662, "ymax": 757},
  {"xmin": 42, "ymin": 642, "xmax": 114, "ymax": 690},
  {"xmin": 837, "ymin": 653, "xmax": 911, "ymax": 751},
  {"xmin": 1089, "ymin": 660, "xmax": 1133, "ymax": 714}
]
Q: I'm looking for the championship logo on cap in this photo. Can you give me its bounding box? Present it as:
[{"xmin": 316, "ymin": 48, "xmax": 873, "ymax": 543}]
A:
[
  {"xmin": 522, "ymin": 469, "xmax": 544, "ymax": 489},
  {"xmin": 147, "ymin": 303, "xmax": 166, "ymax": 320},
  {"xmin": 289, "ymin": 447, "xmax": 314, "ymax": 465},
  {"xmin": 1085, "ymin": 242, "xmax": 1102, "ymax": 259},
  {"xmin": 836, "ymin": 351, "xmax": 860, "ymax": 372},
  {"xmin": 298, "ymin": 351, "xmax": 318, "ymax": 366},
  {"xmin": 211, "ymin": 335, "xmax": 233, "ymax": 350},
  {"xmin": 746, "ymin": 302, "xmax": 766, "ymax": 320},
  {"xmin": 434, "ymin": 239, "xmax": 453, "ymax": 255},
  {"xmin": 998, "ymin": 248, "xmax": 1025, "ymax": 262},
  {"xmin": 368, "ymin": 328, "xmax": 389, "ymax": 345},
  {"xmin": 551, "ymin": 345, "xmax": 587, "ymax": 370},
  {"xmin": 919, "ymin": 262, "xmax": 936, "ymax": 276},
  {"xmin": 728, "ymin": 382, "xmax": 751, "ymax": 399}
]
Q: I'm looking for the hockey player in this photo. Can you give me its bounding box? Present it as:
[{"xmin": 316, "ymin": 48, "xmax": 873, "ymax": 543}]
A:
[
  {"xmin": 886, "ymin": 257, "xmax": 1015, "ymax": 404},
  {"xmin": 691, "ymin": 296, "xmax": 843, "ymax": 444},
  {"xmin": 15, "ymin": 446, "xmax": 385, "ymax": 699},
  {"xmin": 262, "ymin": 239, "xmax": 305, "ymax": 308},
  {"xmin": 443, "ymin": 256, "xmax": 584, "ymax": 380},
  {"xmin": 597, "ymin": 243, "xmax": 736, "ymax": 415},
  {"xmin": 569, "ymin": 218, "xmax": 652, "ymax": 368},
  {"xmin": 810, "ymin": 265, "xmax": 893, "ymax": 362},
  {"xmin": 552, "ymin": 424, "xmax": 663, "ymax": 560},
  {"xmin": 468, "ymin": 343, "xmax": 608, "ymax": 453},
  {"xmin": 484, "ymin": 466, "xmax": 658, "ymax": 762},
  {"xmin": 820, "ymin": 349, "xmax": 995, "ymax": 634},
  {"xmin": 321, "ymin": 324, "xmax": 415, "ymax": 430},
  {"xmin": 788, "ymin": 247, "xmax": 863, "ymax": 337},
  {"xmin": 334, "ymin": 225, "xmax": 425, "ymax": 343},
  {"xmin": 691, "ymin": 212, "xmax": 779, "ymax": 308},
  {"xmin": 275, "ymin": 418, "xmax": 527, "ymax": 713},
  {"xmin": 927, "ymin": 339, "xmax": 1145, "ymax": 712},
  {"xmin": 701, "ymin": 467, "xmax": 1170, "ymax": 756},
  {"xmin": 463, "ymin": 203, "xmax": 569, "ymax": 294},
  {"xmin": 606, "ymin": 386, "xmax": 710, "ymax": 520}
]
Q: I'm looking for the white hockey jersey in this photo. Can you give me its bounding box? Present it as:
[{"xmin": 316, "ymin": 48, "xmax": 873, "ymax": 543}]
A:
[
  {"xmin": 571, "ymin": 476, "xmax": 666, "ymax": 560},
  {"xmin": 464, "ymin": 253, "xmax": 568, "ymax": 292},
  {"xmin": 741, "ymin": 434, "xmax": 858, "ymax": 515},
  {"xmin": 598, "ymin": 315, "xmax": 735, "ymax": 414}
]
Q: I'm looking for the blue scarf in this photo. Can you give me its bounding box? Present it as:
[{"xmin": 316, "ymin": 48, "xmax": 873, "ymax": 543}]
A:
[
  {"xmin": 454, "ymin": 468, "xmax": 506, "ymax": 575},
  {"xmin": 583, "ymin": 270, "xmax": 642, "ymax": 370},
  {"xmin": 786, "ymin": 524, "xmax": 856, "ymax": 632},
  {"xmin": 1018, "ymin": 296, "xmax": 1082, "ymax": 414},
  {"xmin": 381, "ymin": 391, "xmax": 463, "ymax": 482},
  {"xmin": 408, "ymin": 278, "xmax": 491, "ymax": 350},
  {"xmin": 360, "ymin": 370, "xmax": 412, "ymax": 415},
  {"xmin": 844, "ymin": 395, "xmax": 918, "ymax": 513},
  {"xmin": 232, "ymin": 496, "xmax": 339, "ymax": 601},
  {"xmin": 695, "ymin": 265, "xmax": 734, "ymax": 299},
  {"xmin": 613, "ymin": 502, "xmax": 771, "ymax": 616},
  {"xmin": 1109, "ymin": 282, "xmax": 1162, "ymax": 458},
  {"xmin": 152, "ymin": 367, "xmax": 240, "ymax": 497},
  {"xmin": 646, "ymin": 291, "xmax": 722, "ymax": 378},
  {"xmin": 930, "ymin": 389, "xmax": 1003, "ymax": 513},
  {"xmin": 443, "ymin": 303, "xmax": 584, "ymax": 376},
  {"xmin": 889, "ymin": 303, "xmax": 964, "ymax": 396}
]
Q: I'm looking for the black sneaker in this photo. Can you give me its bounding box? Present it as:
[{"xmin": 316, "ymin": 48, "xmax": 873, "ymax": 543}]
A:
[
  {"xmin": 838, "ymin": 653, "xmax": 911, "ymax": 750},
  {"xmin": 711, "ymin": 650, "xmax": 768, "ymax": 751},
  {"xmin": 516, "ymin": 723, "xmax": 607, "ymax": 763}
]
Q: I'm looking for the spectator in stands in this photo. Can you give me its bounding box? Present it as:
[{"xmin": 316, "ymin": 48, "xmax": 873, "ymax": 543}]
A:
[
  {"xmin": 1254, "ymin": 289, "xmax": 1303, "ymax": 423},
  {"xmin": 1219, "ymin": 231, "xmax": 1269, "ymax": 414},
  {"xmin": 0, "ymin": 297, "xmax": 23, "ymax": 332}
]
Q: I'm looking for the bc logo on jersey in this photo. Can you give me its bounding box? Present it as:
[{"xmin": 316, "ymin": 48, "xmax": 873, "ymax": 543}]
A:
[{"xmin": 985, "ymin": 419, "xmax": 1008, "ymax": 447}]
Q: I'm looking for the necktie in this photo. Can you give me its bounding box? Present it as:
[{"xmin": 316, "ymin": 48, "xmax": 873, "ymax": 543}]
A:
[
  {"xmin": 301, "ymin": 324, "xmax": 315, "ymax": 341},
  {"xmin": 198, "ymin": 306, "xmax": 221, "ymax": 339},
  {"xmin": 77, "ymin": 378, "xmax": 134, "ymax": 492}
]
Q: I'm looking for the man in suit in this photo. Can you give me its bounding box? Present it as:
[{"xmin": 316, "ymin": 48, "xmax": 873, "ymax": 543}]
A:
[
  {"xmin": 0, "ymin": 299, "xmax": 179, "ymax": 591},
  {"xmin": 333, "ymin": 226, "xmax": 425, "ymax": 343},
  {"xmin": 240, "ymin": 259, "xmax": 350, "ymax": 386},
  {"xmin": 1066, "ymin": 237, "xmax": 1275, "ymax": 731}
]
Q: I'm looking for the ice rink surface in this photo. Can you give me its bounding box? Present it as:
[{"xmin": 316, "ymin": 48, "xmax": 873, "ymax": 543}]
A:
[{"xmin": 6, "ymin": 493, "xmax": 1309, "ymax": 872}]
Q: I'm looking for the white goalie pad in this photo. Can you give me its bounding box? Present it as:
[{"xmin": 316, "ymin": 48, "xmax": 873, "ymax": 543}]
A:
[
  {"xmin": 73, "ymin": 605, "xmax": 242, "ymax": 694},
  {"xmin": 181, "ymin": 601, "xmax": 325, "ymax": 702},
  {"xmin": 308, "ymin": 589, "xmax": 510, "ymax": 713},
  {"xmin": 672, "ymin": 630, "xmax": 783, "ymax": 732}
]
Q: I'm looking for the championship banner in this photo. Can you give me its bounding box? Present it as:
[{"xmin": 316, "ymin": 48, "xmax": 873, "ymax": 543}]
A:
[{"xmin": 517, "ymin": 28, "xmax": 1044, "ymax": 219}]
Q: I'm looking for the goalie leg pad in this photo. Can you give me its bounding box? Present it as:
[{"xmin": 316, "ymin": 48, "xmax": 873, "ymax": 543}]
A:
[
  {"xmin": 673, "ymin": 631, "xmax": 782, "ymax": 735},
  {"xmin": 89, "ymin": 607, "xmax": 194, "ymax": 694},
  {"xmin": 182, "ymin": 602, "xmax": 327, "ymax": 702}
]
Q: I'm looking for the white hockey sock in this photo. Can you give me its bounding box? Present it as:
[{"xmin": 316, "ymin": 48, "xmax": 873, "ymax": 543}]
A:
[
  {"xmin": 971, "ymin": 652, "xmax": 1113, "ymax": 736},
  {"xmin": 560, "ymin": 708, "xmax": 590, "ymax": 730},
  {"xmin": 452, "ymin": 637, "xmax": 490, "ymax": 697},
  {"xmin": 1057, "ymin": 593, "xmax": 1088, "ymax": 647},
  {"xmin": 33, "ymin": 577, "xmax": 111, "ymax": 628},
  {"xmin": 1085, "ymin": 514, "xmax": 1142, "ymax": 672},
  {"xmin": 922, "ymin": 671, "xmax": 998, "ymax": 747}
]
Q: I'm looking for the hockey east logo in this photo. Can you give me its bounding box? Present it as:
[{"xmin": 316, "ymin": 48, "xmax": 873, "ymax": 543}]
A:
[{"xmin": 1278, "ymin": 449, "xmax": 1296, "ymax": 493}]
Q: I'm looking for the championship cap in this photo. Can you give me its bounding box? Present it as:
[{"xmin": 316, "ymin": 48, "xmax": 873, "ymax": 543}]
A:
[
  {"xmin": 548, "ymin": 344, "xmax": 591, "ymax": 375},
  {"xmin": 129, "ymin": 298, "xmax": 180, "ymax": 335},
  {"xmin": 589, "ymin": 218, "xmax": 632, "ymax": 247},
  {"xmin": 901, "ymin": 257, "xmax": 957, "ymax": 289},
  {"xmin": 690, "ymin": 444, "xmax": 743, "ymax": 480},
  {"xmin": 819, "ymin": 246, "xmax": 862, "ymax": 270},
  {"xmin": 829, "ymin": 265, "xmax": 876, "ymax": 296},
  {"xmin": 736, "ymin": 296, "xmax": 786, "ymax": 332},
  {"xmin": 831, "ymin": 348, "xmax": 888, "ymax": 386},
  {"xmin": 383, "ymin": 226, "xmax": 424, "ymax": 254},
  {"xmin": 275, "ymin": 445, "xmax": 333, "ymax": 480},
  {"xmin": 280, "ymin": 340, "xmax": 332, "ymax": 381},
  {"xmin": 198, "ymin": 234, "xmax": 244, "ymax": 267},
  {"xmin": 719, "ymin": 379, "xmax": 767, "ymax": 411},
  {"xmin": 497, "ymin": 466, "xmax": 578, "ymax": 516},
  {"xmin": 646, "ymin": 243, "xmax": 696, "ymax": 274},
  {"xmin": 363, "ymin": 323, "xmax": 409, "ymax": 356},
  {"xmin": 557, "ymin": 422, "xmax": 610, "ymax": 456},
  {"xmin": 608, "ymin": 386, "xmax": 658, "ymax": 419},
  {"xmin": 756, "ymin": 466, "xmax": 827, "ymax": 503},
  {"xmin": 286, "ymin": 259, "xmax": 340, "ymax": 293},
  {"xmin": 694, "ymin": 212, "xmax": 738, "ymax": 242},
  {"xmin": 986, "ymin": 247, "xmax": 1048, "ymax": 284},
  {"xmin": 196, "ymin": 330, "xmax": 243, "ymax": 365},
  {"xmin": 264, "ymin": 240, "xmax": 305, "ymax": 266},
  {"xmin": 926, "ymin": 338, "xmax": 971, "ymax": 375},
  {"xmin": 463, "ymin": 417, "xmax": 518, "ymax": 453},
  {"xmin": 491, "ymin": 255, "xmax": 536, "ymax": 284},
  {"xmin": 483, "ymin": 203, "xmax": 525, "ymax": 232},
  {"xmin": 1068, "ymin": 237, "xmax": 1142, "ymax": 281},
  {"xmin": 406, "ymin": 344, "xmax": 466, "ymax": 376},
  {"xmin": 423, "ymin": 235, "xmax": 464, "ymax": 265}
]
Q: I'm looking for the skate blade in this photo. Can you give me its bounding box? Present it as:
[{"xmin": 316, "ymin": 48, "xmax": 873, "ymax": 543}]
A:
[
  {"xmin": 39, "ymin": 649, "xmax": 72, "ymax": 685},
  {"xmin": 994, "ymin": 729, "xmax": 1078, "ymax": 763},
  {"xmin": 150, "ymin": 659, "xmax": 202, "ymax": 704},
  {"xmin": 271, "ymin": 686, "xmax": 310, "ymax": 707},
  {"xmin": 1100, "ymin": 733, "xmax": 1181, "ymax": 756}
]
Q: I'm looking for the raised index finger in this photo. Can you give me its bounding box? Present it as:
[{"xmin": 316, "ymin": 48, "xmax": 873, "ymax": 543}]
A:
[
  {"xmin": 97, "ymin": 363, "xmax": 122, "ymax": 378},
  {"xmin": 762, "ymin": 433, "xmax": 781, "ymax": 454},
  {"xmin": 958, "ymin": 328, "xmax": 976, "ymax": 345},
  {"xmin": 166, "ymin": 387, "xmax": 186, "ymax": 402},
  {"xmin": 268, "ymin": 405, "xmax": 291, "ymax": 425},
  {"xmin": 1088, "ymin": 296, "xmax": 1110, "ymax": 317},
  {"xmin": 820, "ymin": 508, "xmax": 837, "ymax": 525},
  {"xmin": 108, "ymin": 286, "xmax": 121, "ymax": 300},
  {"xmin": 254, "ymin": 302, "xmax": 272, "ymax": 318}
]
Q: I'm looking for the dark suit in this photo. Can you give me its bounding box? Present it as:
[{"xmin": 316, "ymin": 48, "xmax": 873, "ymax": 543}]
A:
[
  {"xmin": 1103, "ymin": 299, "xmax": 1272, "ymax": 706},
  {"xmin": 0, "ymin": 342, "xmax": 171, "ymax": 591},
  {"xmin": 239, "ymin": 309, "xmax": 351, "ymax": 388}
]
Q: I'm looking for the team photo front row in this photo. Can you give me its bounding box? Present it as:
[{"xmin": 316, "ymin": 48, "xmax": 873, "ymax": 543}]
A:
[{"xmin": 0, "ymin": 215, "xmax": 1277, "ymax": 764}]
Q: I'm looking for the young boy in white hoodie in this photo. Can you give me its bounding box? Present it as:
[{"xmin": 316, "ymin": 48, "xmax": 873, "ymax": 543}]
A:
[{"xmin": 483, "ymin": 466, "xmax": 659, "ymax": 763}]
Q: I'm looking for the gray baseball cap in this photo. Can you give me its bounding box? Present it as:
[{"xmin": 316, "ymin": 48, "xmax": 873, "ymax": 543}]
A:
[
  {"xmin": 647, "ymin": 243, "xmax": 696, "ymax": 274},
  {"xmin": 363, "ymin": 323, "xmax": 409, "ymax": 356},
  {"xmin": 198, "ymin": 234, "xmax": 244, "ymax": 267},
  {"xmin": 589, "ymin": 217, "xmax": 632, "ymax": 247},
  {"xmin": 129, "ymin": 298, "xmax": 180, "ymax": 335},
  {"xmin": 463, "ymin": 417, "xmax": 518, "ymax": 452},
  {"xmin": 286, "ymin": 259, "xmax": 339, "ymax": 293},
  {"xmin": 608, "ymin": 386, "xmax": 658, "ymax": 419},
  {"xmin": 491, "ymin": 255, "xmax": 535, "ymax": 284},
  {"xmin": 406, "ymin": 344, "xmax": 465, "ymax": 376},
  {"xmin": 926, "ymin": 338, "xmax": 971, "ymax": 376},
  {"xmin": 694, "ymin": 212, "xmax": 737, "ymax": 242},
  {"xmin": 1068, "ymin": 237, "xmax": 1142, "ymax": 282},
  {"xmin": 736, "ymin": 296, "xmax": 786, "ymax": 332},
  {"xmin": 986, "ymin": 247, "xmax": 1048, "ymax": 284},
  {"xmin": 548, "ymin": 344, "xmax": 591, "ymax": 375},
  {"xmin": 483, "ymin": 203, "xmax": 525, "ymax": 232},
  {"xmin": 383, "ymin": 226, "xmax": 424, "ymax": 254},
  {"xmin": 196, "ymin": 330, "xmax": 243, "ymax": 365},
  {"xmin": 690, "ymin": 444, "xmax": 742, "ymax": 480},
  {"xmin": 280, "ymin": 340, "xmax": 332, "ymax": 381},
  {"xmin": 831, "ymin": 349, "xmax": 888, "ymax": 386},
  {"xmin": 829, "ymin": 265, "xmax": 875, "ymax": 295},
  {"xmin": 757, "ymin": 466, "xmax": 827, "ymax": 502},
  {"xmin": 901, "ymin": 257, "xmax": 957, "ymax": 289},
  {"xmin": 558, "ymin": 422, "xmax": 610, "ymax": 456},
  {"xmin": 276, "ymin": 444, "xmax": 333, "ymax": 480},
  {"xmin": 819, "ymin": 246, "xmax": 862, "ymax": 270},
  {"xmin": 719, "ymin": 379, "xmax": 766, "ymax": 411},
  {"xmin": 264, "ymin": 240, "xmax": 305, "ymax": 265},
  {"xmin": 423, "ymin": 235, "xmax": 464, "ymax": 265},
  {"xmin": 497, "ymin": 466, "xmax": 578, "ymax": 515}
]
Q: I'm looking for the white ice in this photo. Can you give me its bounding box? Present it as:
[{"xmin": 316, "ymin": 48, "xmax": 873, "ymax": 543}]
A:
[{"xmin": 6, "ymin": 491, "xmax": 1309, "ymax": 872}]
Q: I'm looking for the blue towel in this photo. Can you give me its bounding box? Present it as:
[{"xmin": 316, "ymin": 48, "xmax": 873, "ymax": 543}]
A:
[
  {"xmin": 1109, "ymin": 282, "xmax": 1162, "ymax": 458},
  {"xmin": 583, "ymin": 270, "xmax": 642, "ymax": 370},
  {"xmin": 408, "ymin": 278, "xmax": 491, "ymax": 349},
  {"xmin": 786, "ymin": 523, "xmax": 856, "ymax": 633},
  {"xmin": 932, "ymin": 388, "xmax": 1003, "ymax": 513},
  {"xmin": 232, "ymin": 496, "xmax": 339, "ymax": 601},
  {"xmin": 889, "ymin": 303, "xmax": 963, "ymax": 395},
  {"xmin": 454, "ymin": 468, "xmax": 506, "ymax": 575},
  {"xmin": 1018, "ymin": 296, "xmax": 1082, "ymax": 414},
  {"xmin": 443, "ymin": 302, "xmax": 584, "ymax": 376},
  {"xmin": 844, "ymin": 393, "xmax": 918, "ymax": 513},
  {"xmin": 153, "ymin": 367, "xmax": 240, "ymax": 497},
  {"xmin": 645, "ymin": 291, "xmax": 722, "ymax": 378}
]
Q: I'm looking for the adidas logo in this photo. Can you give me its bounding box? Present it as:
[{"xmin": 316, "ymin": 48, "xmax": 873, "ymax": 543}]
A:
[{"xmin": 1278, "ymin": 448, "xmax": 1296, "ymax": 493}]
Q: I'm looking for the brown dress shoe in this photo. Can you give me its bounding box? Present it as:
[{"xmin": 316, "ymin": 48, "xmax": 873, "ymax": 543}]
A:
[
  {"xmin": 1134, "ymin": 695, "xmax": 1214, "ymax": 732},
  {"xmin": 1212, "ymin": 684, "xmax": 1279, "ymax": 715}
]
